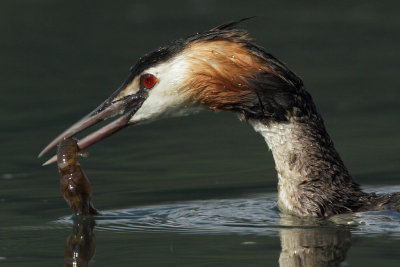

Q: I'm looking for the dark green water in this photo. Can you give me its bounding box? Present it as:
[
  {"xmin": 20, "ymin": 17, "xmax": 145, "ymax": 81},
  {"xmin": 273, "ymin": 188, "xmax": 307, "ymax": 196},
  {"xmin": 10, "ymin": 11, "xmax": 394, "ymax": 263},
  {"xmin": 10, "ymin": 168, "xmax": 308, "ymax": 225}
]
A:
[{"xmin": 1, "ymin": 1, "xmax": 400, "ymax": 266}]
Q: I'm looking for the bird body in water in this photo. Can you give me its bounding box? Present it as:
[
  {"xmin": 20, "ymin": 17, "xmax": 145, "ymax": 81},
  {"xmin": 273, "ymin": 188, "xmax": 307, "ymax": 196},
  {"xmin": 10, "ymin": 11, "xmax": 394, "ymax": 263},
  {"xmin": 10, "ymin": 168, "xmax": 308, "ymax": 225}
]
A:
[{"xmin": 40, "ymin": 19, "xmax": 400, "ymax": 217}]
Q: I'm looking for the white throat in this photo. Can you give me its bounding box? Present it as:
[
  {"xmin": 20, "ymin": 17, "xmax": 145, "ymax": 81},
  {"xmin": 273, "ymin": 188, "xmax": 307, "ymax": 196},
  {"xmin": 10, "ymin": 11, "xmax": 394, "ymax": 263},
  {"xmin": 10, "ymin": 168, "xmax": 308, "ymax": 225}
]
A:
[{"xmin": 250, "ymin": 119, "xmax": 312, "ymax": 215}]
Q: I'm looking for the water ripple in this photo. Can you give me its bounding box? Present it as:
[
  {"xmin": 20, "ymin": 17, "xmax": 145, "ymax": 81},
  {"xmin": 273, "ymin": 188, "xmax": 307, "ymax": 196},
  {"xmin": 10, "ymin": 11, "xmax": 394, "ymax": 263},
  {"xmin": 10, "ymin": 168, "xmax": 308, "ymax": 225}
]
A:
[
  {"xmin": 56, "ymin": 193, "xmax": 281, "ymax": 235},
  {"xmin": 54, "ymin": 187, "xmax": 400, "ymax": 237}
]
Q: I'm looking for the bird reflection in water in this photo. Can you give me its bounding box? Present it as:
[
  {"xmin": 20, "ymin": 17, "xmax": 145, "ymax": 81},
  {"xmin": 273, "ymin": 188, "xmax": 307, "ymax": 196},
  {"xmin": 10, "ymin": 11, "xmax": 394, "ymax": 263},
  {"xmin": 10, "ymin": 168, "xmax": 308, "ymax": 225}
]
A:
[
  {"xmin": 64, "ymin": 216, "xmax": 96, "ymax": 267},
  {"xmin": 278, "ymin": 215, "xmax": 352, "ymax": 267},
  {"xmin": 61, "ymin": 212, "xmax": 353, "ymax": 267}
]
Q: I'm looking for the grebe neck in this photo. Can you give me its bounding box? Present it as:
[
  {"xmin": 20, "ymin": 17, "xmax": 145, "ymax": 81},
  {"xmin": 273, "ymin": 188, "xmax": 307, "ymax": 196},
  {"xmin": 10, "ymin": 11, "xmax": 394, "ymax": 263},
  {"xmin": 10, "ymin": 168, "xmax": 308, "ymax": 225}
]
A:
[{"xmin": 250, "ymin": 115, "xmax": 366, "ymax": 217}]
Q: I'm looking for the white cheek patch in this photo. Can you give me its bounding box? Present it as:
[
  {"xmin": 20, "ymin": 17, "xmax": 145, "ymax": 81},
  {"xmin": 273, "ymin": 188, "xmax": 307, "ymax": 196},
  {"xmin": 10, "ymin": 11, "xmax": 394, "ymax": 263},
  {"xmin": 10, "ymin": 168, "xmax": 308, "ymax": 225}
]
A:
[{"xmin": 129, "ymin": 54, "xmax": 202, "ymax": 123}]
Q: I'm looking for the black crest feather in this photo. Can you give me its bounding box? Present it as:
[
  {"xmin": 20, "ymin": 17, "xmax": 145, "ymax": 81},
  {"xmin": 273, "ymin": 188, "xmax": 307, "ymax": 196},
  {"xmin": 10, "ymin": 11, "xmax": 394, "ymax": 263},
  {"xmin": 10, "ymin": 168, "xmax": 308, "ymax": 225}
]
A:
[{"xmin": 210, "ymin": 17, "xmax": 256, "ymax": 31}]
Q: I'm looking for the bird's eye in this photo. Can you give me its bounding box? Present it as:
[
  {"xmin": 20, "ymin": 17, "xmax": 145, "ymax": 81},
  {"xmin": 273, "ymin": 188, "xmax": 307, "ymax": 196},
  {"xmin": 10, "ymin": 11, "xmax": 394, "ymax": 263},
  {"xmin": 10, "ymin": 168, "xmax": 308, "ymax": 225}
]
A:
[{"xmin": 141, "ymin": 73, "xmax": 157, "ymax": 88}]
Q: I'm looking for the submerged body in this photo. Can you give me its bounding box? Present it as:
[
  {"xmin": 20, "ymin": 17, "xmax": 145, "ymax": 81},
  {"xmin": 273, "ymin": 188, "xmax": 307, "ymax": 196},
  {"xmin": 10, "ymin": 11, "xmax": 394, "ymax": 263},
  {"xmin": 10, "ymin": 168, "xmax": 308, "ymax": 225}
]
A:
[
  {"xmin": 57, "ymin": 138, "xmax": 99, "ymax": 215},
  {"xmin": 41, "ymin": 19, "xmax": 400, "ymax": 217}
]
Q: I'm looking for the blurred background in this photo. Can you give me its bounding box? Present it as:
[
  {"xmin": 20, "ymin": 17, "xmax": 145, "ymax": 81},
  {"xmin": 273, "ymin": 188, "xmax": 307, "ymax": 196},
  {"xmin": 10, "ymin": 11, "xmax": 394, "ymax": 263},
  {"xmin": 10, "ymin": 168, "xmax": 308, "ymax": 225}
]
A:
[{"xmin": 1, "ymin": 1, "xmax": 399, "ymax": 266}]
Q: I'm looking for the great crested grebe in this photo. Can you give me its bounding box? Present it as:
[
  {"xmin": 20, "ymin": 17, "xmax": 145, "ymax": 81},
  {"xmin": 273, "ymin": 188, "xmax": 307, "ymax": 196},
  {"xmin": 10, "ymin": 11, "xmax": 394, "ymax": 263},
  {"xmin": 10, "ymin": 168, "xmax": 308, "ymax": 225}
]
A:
[{"xmin": 39, "ymin": 19, "xmax": 400, "ymax": 217}]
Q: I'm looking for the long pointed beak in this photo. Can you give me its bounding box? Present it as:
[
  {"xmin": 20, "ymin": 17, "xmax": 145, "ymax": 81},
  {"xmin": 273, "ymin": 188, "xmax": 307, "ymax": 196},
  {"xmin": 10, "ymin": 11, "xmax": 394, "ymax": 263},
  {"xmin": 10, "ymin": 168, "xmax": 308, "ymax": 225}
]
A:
[{"xmin": 39, "ymin": 89, "xmax": 147, "ymax": 165}]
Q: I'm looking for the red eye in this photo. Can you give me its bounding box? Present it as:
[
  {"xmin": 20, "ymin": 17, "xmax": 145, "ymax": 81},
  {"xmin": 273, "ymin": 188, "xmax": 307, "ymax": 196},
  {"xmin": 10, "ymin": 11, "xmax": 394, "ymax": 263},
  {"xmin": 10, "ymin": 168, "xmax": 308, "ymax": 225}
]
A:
[{"xmin": 141, "ymin": 73, "xmax": 157, "ymax": 88}]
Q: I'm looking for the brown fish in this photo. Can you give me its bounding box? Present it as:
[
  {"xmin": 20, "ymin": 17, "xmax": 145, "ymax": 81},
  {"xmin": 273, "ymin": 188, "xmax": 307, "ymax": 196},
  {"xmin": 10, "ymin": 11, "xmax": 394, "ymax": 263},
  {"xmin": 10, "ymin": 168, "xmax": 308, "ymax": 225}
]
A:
[{"xmin": 57, "ymin": 138, "xmax": 99, "ymax": 215}]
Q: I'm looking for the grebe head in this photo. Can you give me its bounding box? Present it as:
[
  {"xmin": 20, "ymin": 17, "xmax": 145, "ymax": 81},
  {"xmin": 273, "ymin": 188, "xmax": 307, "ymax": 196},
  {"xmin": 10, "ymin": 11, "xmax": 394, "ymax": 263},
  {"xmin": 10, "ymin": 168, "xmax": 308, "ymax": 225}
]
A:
[{"xmin": 39, "ymin": 19, "xmax": 307, "ymax": 163}]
